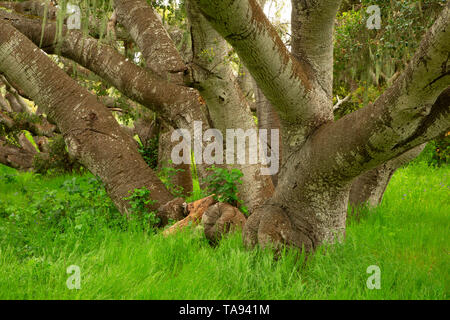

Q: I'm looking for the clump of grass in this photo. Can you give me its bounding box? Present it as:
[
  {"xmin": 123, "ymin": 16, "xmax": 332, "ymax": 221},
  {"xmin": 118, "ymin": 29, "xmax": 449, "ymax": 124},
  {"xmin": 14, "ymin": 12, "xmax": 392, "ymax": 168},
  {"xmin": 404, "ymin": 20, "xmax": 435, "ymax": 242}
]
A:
[{"xmin": 0, "ymin": 161, "xmax": 448, "ymax": 299}]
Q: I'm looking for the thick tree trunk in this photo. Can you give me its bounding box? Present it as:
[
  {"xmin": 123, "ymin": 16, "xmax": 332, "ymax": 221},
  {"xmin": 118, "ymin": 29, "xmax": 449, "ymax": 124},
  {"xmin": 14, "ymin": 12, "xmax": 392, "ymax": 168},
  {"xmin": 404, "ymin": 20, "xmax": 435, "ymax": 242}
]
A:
[
  {"xmin": 158, "ymin": 129, "xmax": 193, "ymax": 197},
  {"xmin": 187, "ymin": 0, "xmax": 274, "ymax": 212},
  {"xmin": 0, "ymin": 21, "xmax": 175, "ymax": 216},
  {"xmin": 197, "ymin": 0, "xmax": 450, "ymax": 251}
]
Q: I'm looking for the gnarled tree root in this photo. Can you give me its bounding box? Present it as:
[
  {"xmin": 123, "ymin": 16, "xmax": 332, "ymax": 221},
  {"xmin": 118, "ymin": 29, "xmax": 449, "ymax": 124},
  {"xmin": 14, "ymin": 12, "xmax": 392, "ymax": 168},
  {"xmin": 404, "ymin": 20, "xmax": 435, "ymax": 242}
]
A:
[
  {"xmin": 162, "ymin": 195, "xmax": 216, "ymax": 236},
  {"xmin": 202, "ymin": 202, "xmax": 247, "ymax": 243},
  {"xmin": 243, "ymin": 205, "xmax": 315, "ymax": 252}
]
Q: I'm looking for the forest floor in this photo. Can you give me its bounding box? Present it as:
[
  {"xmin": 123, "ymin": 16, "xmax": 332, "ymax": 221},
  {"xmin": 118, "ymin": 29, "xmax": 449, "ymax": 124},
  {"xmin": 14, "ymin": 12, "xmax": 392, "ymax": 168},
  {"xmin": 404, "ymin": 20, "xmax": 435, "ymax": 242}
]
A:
[{"xmin": 0, "ymin": 161, "xmax": 448, "ymax": 299}]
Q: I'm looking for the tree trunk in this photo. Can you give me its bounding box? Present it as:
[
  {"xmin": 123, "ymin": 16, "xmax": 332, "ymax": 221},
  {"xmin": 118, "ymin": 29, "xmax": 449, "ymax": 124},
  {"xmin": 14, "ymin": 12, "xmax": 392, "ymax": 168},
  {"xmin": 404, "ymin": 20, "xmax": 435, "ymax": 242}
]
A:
[
  {"xmin": 158, "ymin": 128, "xmax": 193, "ymax": 197},
  {"xmin": 196, "ymin": 0, "xmax": 450, "ymax": 252},
  {"xmin": 255, "ymin": 85, "xmax": 281, "ymax": 186},
  {"xmin": 349, "ymin": 144, "xmax": 426, "ymax": 208},
  {"xmin": 187, "ymin": 0, "xmax": 274, "ymax": 212},
  {"xmin": 0, "ymin": 21, "xmax": 175, "ymax": 215}
]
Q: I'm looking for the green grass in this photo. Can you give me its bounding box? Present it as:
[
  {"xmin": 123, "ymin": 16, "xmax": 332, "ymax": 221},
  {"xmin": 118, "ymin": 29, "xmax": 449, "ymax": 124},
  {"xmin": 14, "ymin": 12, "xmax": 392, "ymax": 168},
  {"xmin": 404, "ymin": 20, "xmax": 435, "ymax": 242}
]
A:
[{"xmin": 0, "ymin": 162, "xmax": 448, "ymax": 299}]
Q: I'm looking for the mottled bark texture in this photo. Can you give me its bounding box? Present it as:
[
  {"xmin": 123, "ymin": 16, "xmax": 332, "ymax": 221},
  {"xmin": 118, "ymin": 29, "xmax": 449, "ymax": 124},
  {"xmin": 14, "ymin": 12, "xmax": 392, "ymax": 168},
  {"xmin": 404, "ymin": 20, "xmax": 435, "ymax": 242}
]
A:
[
  {"xmin": 0, "ymin": 10, "xmax": 208, "ymax": 131},
  {"xmin": 255, "ymin": 85, "xmax": 281, "ymax": 186},
  {"xmin": 113, "ymin": 0, "xmax": 187, "ymax": 84},
  {"xmin": 186, "ymin": 0, "xmax": 274, "ymax": 212},
  {"xmin": 0, "ymin": 21, "xmax": 175, "ymax": 216},
  {"xmin": 291, "ymin": 0, "xmax": 342, "ymax": 98},
  {"xmin": 196, "ymin": 0, "xmax": 450, "ymax": 251}
]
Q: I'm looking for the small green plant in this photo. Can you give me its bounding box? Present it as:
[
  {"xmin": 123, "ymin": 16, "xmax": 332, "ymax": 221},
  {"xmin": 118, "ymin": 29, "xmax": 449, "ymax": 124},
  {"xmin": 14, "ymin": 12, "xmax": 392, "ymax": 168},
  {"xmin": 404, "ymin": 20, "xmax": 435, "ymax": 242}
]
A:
[
  {"xmin": 1, "ymin": 173, "xmax": 18, "ymax": 184},
  {"xmin": 33, "ymin": 135, "xmax": 83, "ymax": 175},
  {"xmin": 203, "ymin": 166, "xmax": 246, "ymax": 213},
  {"xmin": 138, "ymin": 136, "xmax": 159, "ymax": 169},
  {"xmin": 416, "ymin": 135, "xmax": 450, "ymax": 167},
  {"xmin": 123, "ymin": 187, "xmax": 160, "ymax": 230},
  {"xmin": 158, "ymin": 162, "xmax": 185, "ymax": 198}
]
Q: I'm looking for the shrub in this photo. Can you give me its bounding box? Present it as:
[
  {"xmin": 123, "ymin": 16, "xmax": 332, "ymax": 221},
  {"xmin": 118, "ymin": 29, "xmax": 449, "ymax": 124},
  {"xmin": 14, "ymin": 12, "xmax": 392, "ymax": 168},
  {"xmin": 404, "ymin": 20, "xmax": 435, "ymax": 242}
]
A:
[
  {"xmin": 138, "ymin": 136, "xmax": 159, "ymax": 169},
  {"xmin": 202, "ymin": 166, "xmax": 247, "ymax": 214},
  {"xmin": 157, "ymin": 163, "xmax": 185, "ymax": 198},
  {"xmin": 416, "ymin": 135, "xmax": 450, "ymax": 167},
  {"xmin": 33, "ymin": 135, "xmax": 83, "ymax": 175},
  {"xmin": 123, "ymin": 187, "xmax": 160, "ymax": 230}
]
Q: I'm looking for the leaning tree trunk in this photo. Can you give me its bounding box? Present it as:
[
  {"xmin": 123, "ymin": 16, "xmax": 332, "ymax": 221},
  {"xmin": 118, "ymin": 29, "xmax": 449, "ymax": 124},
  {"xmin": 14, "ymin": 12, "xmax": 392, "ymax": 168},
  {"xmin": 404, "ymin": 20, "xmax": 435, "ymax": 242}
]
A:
[
  {"xmin": 349, "ymin": 144, "xmax": 426, "ymax": 209},
  {"xmin": 0, "ymin": 21, "xmax": 176, "ymax": 216}
]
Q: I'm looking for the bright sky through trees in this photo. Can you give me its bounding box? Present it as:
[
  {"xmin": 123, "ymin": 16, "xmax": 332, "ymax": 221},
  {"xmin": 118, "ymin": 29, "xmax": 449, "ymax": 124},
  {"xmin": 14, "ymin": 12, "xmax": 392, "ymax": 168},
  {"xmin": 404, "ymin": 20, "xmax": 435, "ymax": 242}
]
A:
[{"xmin": 263, "ymin": 0, "xmax": 291, "ymax": 25}]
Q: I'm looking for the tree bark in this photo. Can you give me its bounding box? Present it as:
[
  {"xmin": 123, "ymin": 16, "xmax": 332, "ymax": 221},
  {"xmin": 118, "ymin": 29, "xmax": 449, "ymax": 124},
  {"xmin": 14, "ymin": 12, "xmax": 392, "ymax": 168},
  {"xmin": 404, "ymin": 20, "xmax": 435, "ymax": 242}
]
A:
[
  {"xmin": 349, "ymin": 144, "xmax": 426, "ymax": 209},
  {"xmin": 195, "ymin": 0, "xmax": 450, "ymax": 251},
  {"xmin": 113, "ymin": 0, "xmax": 187, "ymax": 84},
  {"xmin": 186, "ymin": 0, "xmax": 274, "ymax": 212},
  {"xmin": 0, "ymin": 21, "xmax": 175, "ymax": 215},
  {"xmin": 255, "ymin": 85, "xmax": 281, "ymax": 186},
  {"xmin": 291, "ymin": 0, "xmax": 342, "ymax": 98}
]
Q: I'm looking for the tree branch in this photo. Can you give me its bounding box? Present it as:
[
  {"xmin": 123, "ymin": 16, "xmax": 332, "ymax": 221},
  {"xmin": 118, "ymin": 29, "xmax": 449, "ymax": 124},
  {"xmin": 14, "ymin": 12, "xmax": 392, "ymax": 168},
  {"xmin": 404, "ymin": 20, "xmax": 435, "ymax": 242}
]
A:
[
  {"xmin": 0, "ymin": 20, "xmax": 175, "ymax": 214},
  {"xmin": 305, "ymin": 3, "xmax": 450, "ymax": 184},
  {"xmin": 113, "ymin": 0, "xmax": 187, "ymax": 83},
  {"xmin": 194, "ymin": 0, "xmax": 332, "ymax": 150},
  {"xmin": 291, "ymin": 0, "xmax": 342, "ymax": 98},
  {"xmin": 0, "ymin": 9, "xmax": 209, "ymax": 131}
]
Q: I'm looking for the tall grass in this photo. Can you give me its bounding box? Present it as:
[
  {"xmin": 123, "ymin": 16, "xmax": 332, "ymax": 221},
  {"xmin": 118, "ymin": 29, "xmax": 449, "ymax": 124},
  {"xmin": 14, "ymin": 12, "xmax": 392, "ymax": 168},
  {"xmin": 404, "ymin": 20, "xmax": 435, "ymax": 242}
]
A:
[{"xmin": 0, "ymin": 161, "xmax": 448, "ymax": 299}]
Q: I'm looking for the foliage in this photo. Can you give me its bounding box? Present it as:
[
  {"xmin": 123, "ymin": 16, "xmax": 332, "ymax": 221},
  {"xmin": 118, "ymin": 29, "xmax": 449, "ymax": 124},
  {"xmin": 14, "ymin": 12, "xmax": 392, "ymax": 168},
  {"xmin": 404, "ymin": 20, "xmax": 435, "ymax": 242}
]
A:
[
  {"xmin": 0, "ymin": 162, "xmax": 448, "ymax": 299},
  {"xmin": 33, "ymin": 134, "xmax": 83, "ymax": 175},
  {"xmin": 202, "ymin": 166, "xmax": 246, "ymax": 213},
  {"xmin": 138, "ymin": 136, "xmax": 159, "ymax": 170},
  {"xmin": 333, "ymin": 0, "xmax": 446, "ymax": 117},
  {"xmin": 123, "ymin": 187, "xmax": 160, "ymax": 230},
  {"xmin": 415, "ymin": 134, "xmax": 450, "ymax": 167},
  {"xmin": 157, "ymin": 162, "xmax": 185, "ymax": 198},
  {"xmin": 431, "ymin": 134, "xmax": 450, "ymax": 166},
  {"xmin": 333, "ymin": 1, "xmax": 448, "ymax": 164},
  {"xmin": 152, "ymin": 0, "xmax": 187, "ymax": 28},
  {"xmin": 335, "ymin": 0, "xmax": 445, "ymax": 93},
  {"xmin": 0, "ymin": 170, "xmax": 124, "ymax": 261}
]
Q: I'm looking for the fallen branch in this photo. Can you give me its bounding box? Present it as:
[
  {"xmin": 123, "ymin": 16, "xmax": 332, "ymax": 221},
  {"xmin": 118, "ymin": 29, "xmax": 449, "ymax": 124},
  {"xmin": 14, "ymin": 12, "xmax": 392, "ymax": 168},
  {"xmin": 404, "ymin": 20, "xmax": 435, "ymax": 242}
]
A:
[
  {"xmin": 163, "ymin": 195, "xmax": 216, "ymax": 236},
  {"xmin": 333, "ymin": 93, "xmax": 351, "ymax": 111}
]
